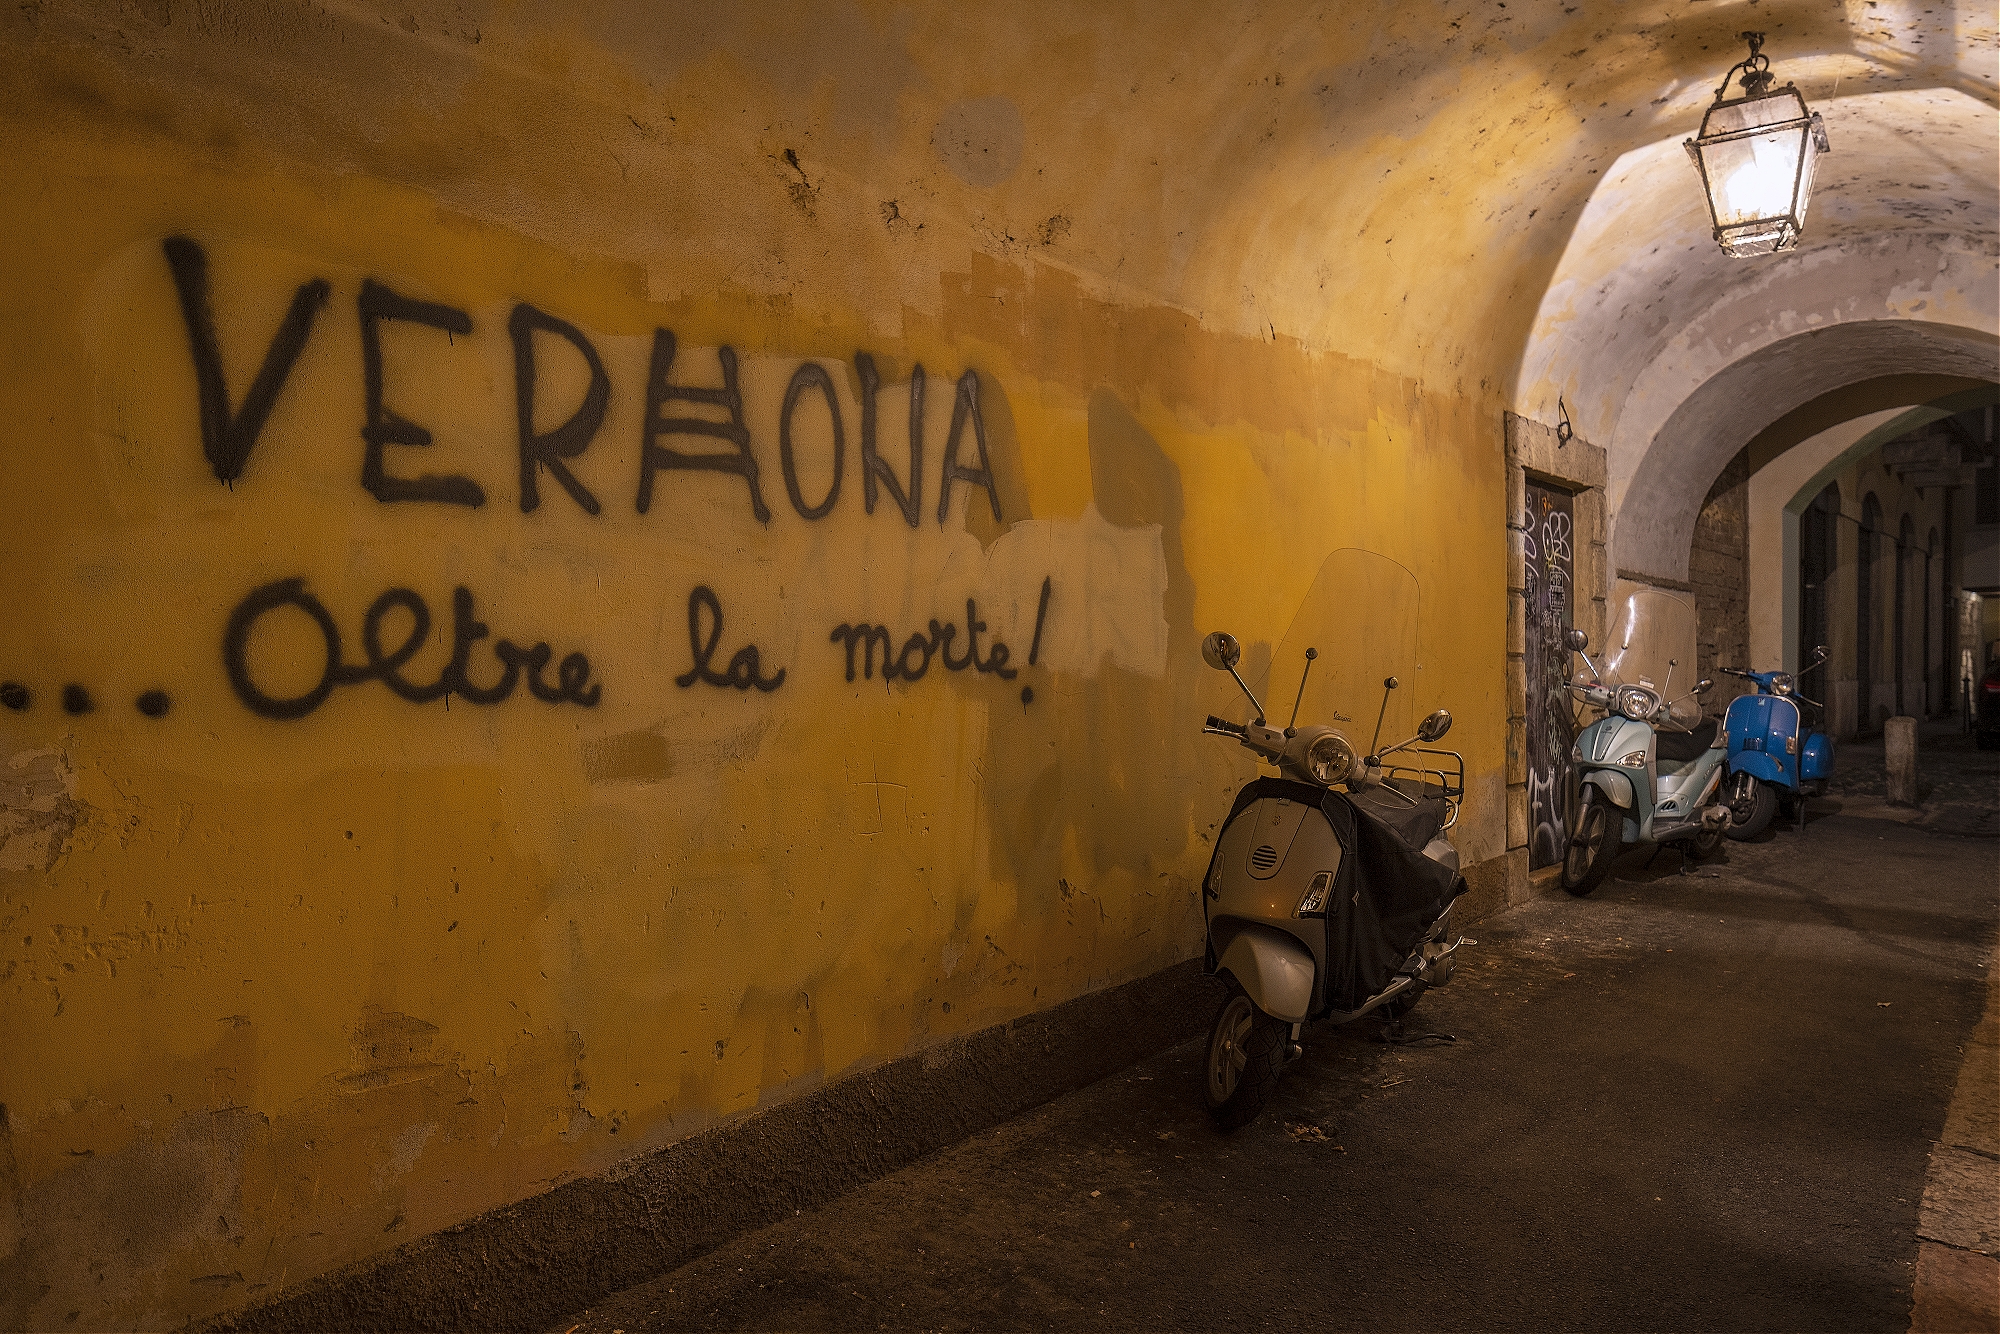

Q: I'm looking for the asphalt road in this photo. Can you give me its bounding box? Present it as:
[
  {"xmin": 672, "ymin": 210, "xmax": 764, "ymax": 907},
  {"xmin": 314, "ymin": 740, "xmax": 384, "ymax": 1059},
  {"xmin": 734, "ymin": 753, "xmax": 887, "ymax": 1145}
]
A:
[{"xmin": 558, "ymin": 768, "xmax": 1997, "ymax": 1332}]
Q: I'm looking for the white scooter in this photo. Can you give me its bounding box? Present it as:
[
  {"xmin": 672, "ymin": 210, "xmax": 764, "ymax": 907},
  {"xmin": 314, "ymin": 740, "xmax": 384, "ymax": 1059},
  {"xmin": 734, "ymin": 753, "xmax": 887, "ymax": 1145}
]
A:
[
  {"xmin": 1561, "ymin": 585, "xmax": 1730, "ymax": 895},
  {"xmin": 1197, "ymin": 550, "xmax": 1467, "ymax": 1129}
]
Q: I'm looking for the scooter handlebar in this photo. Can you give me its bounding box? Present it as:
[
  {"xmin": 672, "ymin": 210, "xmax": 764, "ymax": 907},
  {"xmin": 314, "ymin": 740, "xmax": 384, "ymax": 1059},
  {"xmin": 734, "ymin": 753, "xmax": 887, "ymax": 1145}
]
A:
[{"xmin": 1203, "ymin": 715, "xmax": 1248, "ymax": 737}]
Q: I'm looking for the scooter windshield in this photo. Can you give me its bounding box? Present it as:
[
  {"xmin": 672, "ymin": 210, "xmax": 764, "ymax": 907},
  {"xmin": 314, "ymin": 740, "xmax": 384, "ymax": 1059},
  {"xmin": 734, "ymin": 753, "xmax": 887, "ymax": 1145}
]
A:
[
  {"xmin": 1597, "ymin": 585, "xmax": 1703, "ymax": 731},
  {"xmin": 1264, "ymin": 549, "xmax": 1421, "ymax": 751}
]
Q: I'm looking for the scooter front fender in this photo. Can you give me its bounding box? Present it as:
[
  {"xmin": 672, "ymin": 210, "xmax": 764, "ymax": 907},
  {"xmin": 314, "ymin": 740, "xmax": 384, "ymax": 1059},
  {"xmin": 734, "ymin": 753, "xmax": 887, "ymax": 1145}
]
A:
[
  {"xmin": 1728, "ymin": 750, "xmax": 1792, "ymax": 788},
  {"xmin": 1581, "ymin": 768, "xmax": 1635, "ymax": 809},
  {"xmin": 1217, "ymin": 925, "xmax": 1315, "ymax": 1024}
]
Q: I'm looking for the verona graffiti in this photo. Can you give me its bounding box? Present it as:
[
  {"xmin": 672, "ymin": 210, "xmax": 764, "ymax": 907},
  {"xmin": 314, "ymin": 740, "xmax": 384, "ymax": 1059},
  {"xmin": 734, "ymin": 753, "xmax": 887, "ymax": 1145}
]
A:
[
  {"xmin": 162, "ymin": 237, "xmax": 1003, "ymax": 527},
  {"xmin": 0, "ymin": 242, "xmax": 1061, "ymax": 723}
]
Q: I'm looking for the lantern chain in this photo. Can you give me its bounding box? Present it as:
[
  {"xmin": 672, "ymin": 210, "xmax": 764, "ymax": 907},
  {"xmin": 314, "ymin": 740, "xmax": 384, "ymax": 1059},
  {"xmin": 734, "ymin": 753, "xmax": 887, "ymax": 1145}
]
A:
[{"xmin": 1711, "ymin": 31, "xmax": 1776, "ymax": 104}]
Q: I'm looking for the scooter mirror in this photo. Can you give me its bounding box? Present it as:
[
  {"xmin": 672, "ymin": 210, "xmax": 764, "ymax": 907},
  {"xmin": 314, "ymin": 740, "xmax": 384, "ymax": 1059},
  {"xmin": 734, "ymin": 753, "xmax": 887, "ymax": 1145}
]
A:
[
  {"xmin": 1566, "ymin": 628, "xmax": 1589, "ymax": 652},
  {"xmin": 1696, "ymin": 678, "xmax": 1714, "ymax": 695},
  {"xmin": 1813, "ymin": 645, "xmax": 1830, "ymax": 663},
  {"xmin": 1200, "ymin": 631, "xmax": 1242, "ymax": 672},
  {"xmin": 1416, "ymin": 709, "xmax": 1453, "ymax": 743}
]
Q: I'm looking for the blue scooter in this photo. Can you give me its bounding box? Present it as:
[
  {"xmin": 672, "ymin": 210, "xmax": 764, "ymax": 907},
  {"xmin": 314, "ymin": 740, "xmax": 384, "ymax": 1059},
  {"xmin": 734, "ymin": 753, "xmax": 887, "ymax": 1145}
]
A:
[{"xmin": 1719, "ymin": 645, "xmax": 1834, "ymax": 839}]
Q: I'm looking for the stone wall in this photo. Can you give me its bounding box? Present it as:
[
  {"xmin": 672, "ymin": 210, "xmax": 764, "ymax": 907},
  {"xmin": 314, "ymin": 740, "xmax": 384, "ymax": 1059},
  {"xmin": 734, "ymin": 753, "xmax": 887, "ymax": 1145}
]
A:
[{"xmin": 1690, "ymin": 449, "xmax": 1752, "ymax": 716}]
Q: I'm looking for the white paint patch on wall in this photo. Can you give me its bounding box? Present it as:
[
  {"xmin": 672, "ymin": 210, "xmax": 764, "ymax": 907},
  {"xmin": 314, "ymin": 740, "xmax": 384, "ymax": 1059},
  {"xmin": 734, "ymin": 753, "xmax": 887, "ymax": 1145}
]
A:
[{"xmin": 965, "ymin": 505, "xmax": 1170, "ymax": 679}]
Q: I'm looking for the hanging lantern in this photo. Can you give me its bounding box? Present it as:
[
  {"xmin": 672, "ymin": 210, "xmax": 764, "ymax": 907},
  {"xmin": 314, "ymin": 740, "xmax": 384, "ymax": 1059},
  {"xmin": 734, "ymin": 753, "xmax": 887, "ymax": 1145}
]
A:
[{"xmin": 1684, "ymin": 32, "xmax": 1832, "ymax": 257}]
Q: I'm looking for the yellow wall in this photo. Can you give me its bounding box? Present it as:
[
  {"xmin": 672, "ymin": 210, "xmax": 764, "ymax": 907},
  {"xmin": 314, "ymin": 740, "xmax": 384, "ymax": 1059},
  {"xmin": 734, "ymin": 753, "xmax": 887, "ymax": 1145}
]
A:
[{"xmin": 0, "ymin": 4, "xmax": 1509, "ymax": 1325}]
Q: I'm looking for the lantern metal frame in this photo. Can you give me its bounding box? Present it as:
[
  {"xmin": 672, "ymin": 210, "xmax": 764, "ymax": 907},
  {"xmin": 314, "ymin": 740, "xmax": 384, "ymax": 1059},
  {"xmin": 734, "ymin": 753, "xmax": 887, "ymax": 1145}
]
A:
[{"xmin": 1683, "ymin": 32, "xmax": 1832, "ymax": 258}]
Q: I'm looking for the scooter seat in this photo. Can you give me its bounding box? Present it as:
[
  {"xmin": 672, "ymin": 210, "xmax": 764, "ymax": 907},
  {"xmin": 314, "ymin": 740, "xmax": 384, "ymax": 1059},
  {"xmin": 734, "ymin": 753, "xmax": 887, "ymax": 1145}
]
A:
[{"xmin": 1654, "ymin": 717, "xmax": 1718, "ymax": 764}]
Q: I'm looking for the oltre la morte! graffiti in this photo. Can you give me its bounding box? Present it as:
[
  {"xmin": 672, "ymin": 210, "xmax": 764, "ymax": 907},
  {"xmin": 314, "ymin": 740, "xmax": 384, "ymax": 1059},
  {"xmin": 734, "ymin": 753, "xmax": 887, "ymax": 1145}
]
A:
[{"xmin": 44, "ymin": 237, "xmax": 1050, "ymax": 723}]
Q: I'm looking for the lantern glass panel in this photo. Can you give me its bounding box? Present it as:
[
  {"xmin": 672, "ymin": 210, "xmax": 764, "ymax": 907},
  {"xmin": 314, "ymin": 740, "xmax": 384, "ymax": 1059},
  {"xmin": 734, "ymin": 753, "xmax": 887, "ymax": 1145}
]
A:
[
  {"xmin": 1708, "ymin": 125, "xmax": 1807, "ymax": 226},
  {"xmin": 1694, "ymin": 88, "xmax": 1821, "ymax": 256}
]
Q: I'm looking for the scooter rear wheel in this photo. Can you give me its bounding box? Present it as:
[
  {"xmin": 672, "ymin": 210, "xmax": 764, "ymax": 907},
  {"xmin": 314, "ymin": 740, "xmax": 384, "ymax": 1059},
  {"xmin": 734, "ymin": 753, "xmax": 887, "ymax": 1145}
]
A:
[
  {"xmin": 1562, "ymin": 788, "xmax": 1623, "ymax": 897},
  {"xmin": 1204, "ymin": 986, "xmax": 1286, "ymax": 1130},
  {"xmin": 1723, "ymin": 773, "xmax": 1777, "ymax": 841}
]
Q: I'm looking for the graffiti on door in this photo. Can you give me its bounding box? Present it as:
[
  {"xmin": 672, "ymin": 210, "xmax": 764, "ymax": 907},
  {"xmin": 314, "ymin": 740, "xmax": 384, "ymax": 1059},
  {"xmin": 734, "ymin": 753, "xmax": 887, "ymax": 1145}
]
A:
[{"xmin": 1523, "ymin": 481, "xmax": 1576, "ymax": 870}]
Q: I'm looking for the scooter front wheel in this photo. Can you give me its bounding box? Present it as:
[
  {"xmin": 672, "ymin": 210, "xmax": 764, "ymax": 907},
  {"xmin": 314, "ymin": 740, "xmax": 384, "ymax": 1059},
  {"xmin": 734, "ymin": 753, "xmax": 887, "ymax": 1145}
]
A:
[
  {"xmin": 1562, "ymin": 787, "xmax": 1623, "ymax": 896},
  {"xmin": 1723, "ymin": 773, "xmax": 1777, "ymax": 841},
  {"xmin": 1204, "ymin": 986, "xmax": 1286, "ymax": 1130}
]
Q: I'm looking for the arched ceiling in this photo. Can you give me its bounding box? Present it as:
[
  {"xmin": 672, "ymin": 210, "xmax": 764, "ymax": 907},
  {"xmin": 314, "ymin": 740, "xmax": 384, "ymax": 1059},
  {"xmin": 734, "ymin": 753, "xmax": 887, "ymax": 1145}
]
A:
[
  {"xmin": 1516, "ymin": 86, "xmax": 1998, "ymax": 452},
  {"xmin": 15, "ymin": 0, "xmax": 1996, "ymax": 441},
  {"xmin": 1512, "ymin": 69, "xmax": 1996, "ymax": 579}
]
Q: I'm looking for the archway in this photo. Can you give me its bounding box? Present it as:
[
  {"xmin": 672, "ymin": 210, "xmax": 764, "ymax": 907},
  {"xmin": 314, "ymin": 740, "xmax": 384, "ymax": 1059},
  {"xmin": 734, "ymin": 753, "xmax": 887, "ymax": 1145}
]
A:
[
  {"xmin": 1614, "ymin": 322, "xmax": 1997, "ymax": 586},
  {"xmin": 1799, "ymin": 481, "xmax": 1841, "ymax": 727},
  {"xmin": 1897, "ymin": 512, "xmax": 1915, "ymax": 715},
  {"xmin": 1860, "ymin": 492, "xmax": 1882, "ymax": 730},
  {"xmin": 1729, "ymin": 384, "xmax": 2000, "ymax": 744},
  {"xmin": 1927, "ymin": 526, "xmax": 1941, "ymax": 714}
]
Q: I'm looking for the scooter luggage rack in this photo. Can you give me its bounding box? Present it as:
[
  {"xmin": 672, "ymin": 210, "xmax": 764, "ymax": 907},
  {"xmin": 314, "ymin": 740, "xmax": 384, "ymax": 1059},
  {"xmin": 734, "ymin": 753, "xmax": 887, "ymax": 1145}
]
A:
[
  {"xmin": 1376, "ymin": 748, "xmax": 1465, "ymax": 828},
  {"xmin": 1377, "ymin": 747, "xmax": 1465, "ymax": 799}
]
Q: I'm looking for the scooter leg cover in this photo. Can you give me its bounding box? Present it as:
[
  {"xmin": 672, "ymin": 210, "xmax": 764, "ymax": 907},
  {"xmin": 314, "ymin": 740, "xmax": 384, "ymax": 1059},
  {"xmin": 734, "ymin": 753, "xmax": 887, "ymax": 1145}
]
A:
[{"xmin": 1319, "ymin": 787, "xmax": 1464, "ymax": 1015}]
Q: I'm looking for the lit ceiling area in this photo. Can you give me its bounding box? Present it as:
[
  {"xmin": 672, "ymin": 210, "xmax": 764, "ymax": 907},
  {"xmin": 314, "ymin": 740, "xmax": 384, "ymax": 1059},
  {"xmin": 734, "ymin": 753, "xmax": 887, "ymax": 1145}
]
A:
[
  {"xmin": 1517, "ymin": 75, "xmax": 1996, "ymax": 580},
  {"xmin": 16, "ymin": 0, "xmax": 1999, "ymax": 571}
]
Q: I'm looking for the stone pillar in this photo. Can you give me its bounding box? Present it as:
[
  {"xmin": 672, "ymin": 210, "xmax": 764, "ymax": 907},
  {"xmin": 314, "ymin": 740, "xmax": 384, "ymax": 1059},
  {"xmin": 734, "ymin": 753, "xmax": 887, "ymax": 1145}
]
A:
[{"xmin": 1886, "ymin": 715, "xmax": 1920, "ymax": 805}]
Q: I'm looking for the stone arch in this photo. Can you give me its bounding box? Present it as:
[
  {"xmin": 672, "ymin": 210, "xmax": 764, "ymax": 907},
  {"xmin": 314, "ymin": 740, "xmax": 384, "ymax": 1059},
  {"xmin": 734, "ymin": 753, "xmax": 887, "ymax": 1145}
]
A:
[
  {"xmin": 1749, "ymin": 390, "xmax": 2000, "ymax": 728},
  {"xmin": 1614, "ymin": 320, "xmax": 1998, "ymax": 586}
]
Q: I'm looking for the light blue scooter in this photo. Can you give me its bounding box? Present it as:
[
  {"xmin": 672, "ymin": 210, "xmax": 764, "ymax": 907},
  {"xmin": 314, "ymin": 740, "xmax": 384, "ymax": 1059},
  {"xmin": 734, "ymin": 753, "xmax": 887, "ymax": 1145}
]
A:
[{"xmin": 1560, "ymin": 627, "xmax": 1731, "ymax": 895}]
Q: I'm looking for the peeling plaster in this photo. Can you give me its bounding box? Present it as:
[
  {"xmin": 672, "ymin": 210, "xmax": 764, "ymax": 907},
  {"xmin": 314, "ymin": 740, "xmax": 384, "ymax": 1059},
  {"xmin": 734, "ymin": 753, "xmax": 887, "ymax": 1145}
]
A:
[{"xmin": 0, "ymin": 749, "xmax": 81, "ymax": 874}]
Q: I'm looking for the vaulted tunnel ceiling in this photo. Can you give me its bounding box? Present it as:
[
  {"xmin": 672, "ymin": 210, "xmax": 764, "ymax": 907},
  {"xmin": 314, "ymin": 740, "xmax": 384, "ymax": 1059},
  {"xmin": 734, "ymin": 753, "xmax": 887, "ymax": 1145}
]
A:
[{"xmin": 17, "ymin": 0, "xmax": 1998, "ymax": 561}]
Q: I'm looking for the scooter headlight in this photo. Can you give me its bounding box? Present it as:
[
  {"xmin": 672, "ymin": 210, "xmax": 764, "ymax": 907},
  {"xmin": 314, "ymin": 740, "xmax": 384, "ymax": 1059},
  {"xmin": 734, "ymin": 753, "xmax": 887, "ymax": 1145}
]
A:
[
  {"xmin": 1305, "ymin": 732, "xmax": 1357, "ymax": 785},
  {"xmin": 1616, "ymin": 687, "xmax": 1656, "ymax": 720},
  {"xmin": 1618, "ymin": 750, "xmax": 1649, "ymax": 768},
  {"xmin": 1772, "ymin": 674, "xmax": 1793, "ymax": 697}
]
